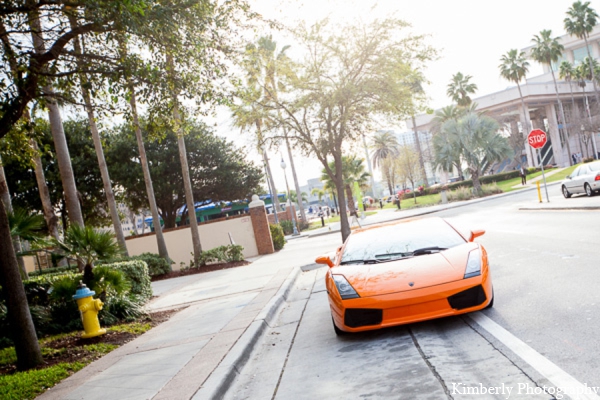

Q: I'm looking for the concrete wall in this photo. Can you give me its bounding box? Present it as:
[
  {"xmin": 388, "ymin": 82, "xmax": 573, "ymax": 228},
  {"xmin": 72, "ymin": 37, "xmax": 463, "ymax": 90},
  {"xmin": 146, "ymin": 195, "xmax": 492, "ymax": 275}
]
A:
[{"xmin": 125, "ymin": 215, "xmax": 259, "ymax": 270}]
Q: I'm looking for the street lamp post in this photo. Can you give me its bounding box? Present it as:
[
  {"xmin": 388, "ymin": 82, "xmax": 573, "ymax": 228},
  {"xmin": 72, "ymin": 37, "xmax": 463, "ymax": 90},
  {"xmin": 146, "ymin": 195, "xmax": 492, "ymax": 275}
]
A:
[{"xmin": 280, "ymin": 157, "xmax": 299, "ymax": 236}]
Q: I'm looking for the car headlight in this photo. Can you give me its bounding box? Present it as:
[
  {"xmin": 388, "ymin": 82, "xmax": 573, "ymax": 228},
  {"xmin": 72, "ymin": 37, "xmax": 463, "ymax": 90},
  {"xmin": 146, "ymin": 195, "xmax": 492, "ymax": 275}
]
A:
[
  {"xmin": 332, "ymin": 275, "xmax": 360, "ymax": 299},
  {"xmin": 464, "ymin": 249, "xmax": 481, "ymax": 279}
]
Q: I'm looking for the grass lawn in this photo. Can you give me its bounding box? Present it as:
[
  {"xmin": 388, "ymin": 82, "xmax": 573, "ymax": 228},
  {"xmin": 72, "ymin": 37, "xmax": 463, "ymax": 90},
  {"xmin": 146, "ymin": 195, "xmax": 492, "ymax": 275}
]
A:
[
  {"xmin": 0, "ymin": 318, "xmax": 168, "ymax": 400},
  {"xmin": 542, "ymin": 164, "xmax": 579, "ymax": 183}
]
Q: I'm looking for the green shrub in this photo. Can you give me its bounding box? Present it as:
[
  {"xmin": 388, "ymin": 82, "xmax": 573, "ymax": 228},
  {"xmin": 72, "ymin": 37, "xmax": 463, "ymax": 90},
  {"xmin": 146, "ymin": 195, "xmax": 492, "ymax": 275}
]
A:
[
  {"xmin": 195, "ymin": 245, "xmax": 245, "ymax": 267},
  {"xmin": 131, "ymin": 253, "xmax": 172, "ymax": 276},
  {"xmin": 104, "ymin": 260, "xmax": 152, "ymax": 301},
  {"xmin": 28, "ymin": 265, "xmax": 78, "ymax": 277},
  {"xmin": 583, "ymin": 157, "xmax": 595, "ymax": 163},
  {"xmin": 270, "ymin": 224, "xmax": 285, "ymax": 251},
  {"xmin": 279, "ymin": 220, "xmax": 294, "ymax": 235},
  {"xmin": 446, "ymin": 186, "xmax": 473, "ymax": 202}
]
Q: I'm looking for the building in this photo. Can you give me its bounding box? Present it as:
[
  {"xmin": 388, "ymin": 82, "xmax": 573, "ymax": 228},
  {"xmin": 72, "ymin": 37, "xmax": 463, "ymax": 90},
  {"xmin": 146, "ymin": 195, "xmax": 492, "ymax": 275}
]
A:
[{"xmin": 408, "ymin": 26, "xmax": 600, "ymax": 177}]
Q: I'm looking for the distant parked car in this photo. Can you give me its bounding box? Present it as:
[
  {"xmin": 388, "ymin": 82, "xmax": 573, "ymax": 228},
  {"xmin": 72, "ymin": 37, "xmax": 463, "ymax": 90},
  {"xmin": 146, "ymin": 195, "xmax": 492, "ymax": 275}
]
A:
[{"xmin": 561, "ymin": 161, "xmax": 600, "ymax": 198}]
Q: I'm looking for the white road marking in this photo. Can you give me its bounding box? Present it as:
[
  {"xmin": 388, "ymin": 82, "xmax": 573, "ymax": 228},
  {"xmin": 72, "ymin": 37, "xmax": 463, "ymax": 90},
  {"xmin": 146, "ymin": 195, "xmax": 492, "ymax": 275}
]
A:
[{"xmin": 469, "ymin": 312, "xmax": 600, "ymax": 400}]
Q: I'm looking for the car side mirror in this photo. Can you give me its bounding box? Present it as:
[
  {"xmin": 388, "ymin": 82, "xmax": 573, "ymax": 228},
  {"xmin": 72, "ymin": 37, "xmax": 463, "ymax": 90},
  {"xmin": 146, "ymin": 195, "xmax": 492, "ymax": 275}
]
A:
[
  {"xmin": 469, "ymin": 229, "xmax": 485, "ymax": 242},
  {"xmin": 566, "ymin": 175, "xmax": 572, "ymax": 179},
  {"xmin": 315, "ymin": 255, "xmax": 334, "ymax": 268}
]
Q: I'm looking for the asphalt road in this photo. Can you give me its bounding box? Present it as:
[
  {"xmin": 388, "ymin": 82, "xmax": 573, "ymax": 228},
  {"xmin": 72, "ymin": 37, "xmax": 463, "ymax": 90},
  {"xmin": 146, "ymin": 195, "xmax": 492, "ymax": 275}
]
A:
[{"xmin": 226, "ymin": 188, "xmax": 600, "ymax": 400}]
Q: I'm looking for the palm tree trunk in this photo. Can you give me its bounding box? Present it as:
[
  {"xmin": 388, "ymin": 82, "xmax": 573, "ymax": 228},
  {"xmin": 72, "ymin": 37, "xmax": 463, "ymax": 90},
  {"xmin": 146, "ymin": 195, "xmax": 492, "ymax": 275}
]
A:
[
  {"xmin": 29, "ymin": 12, "xmax": 84, "ymax": 228},
  {"xmin": 568, "ymin": 82, "xmax": 585, "ymax": 156},
  {"xmin": 345, "ymin": 184, "xmax": 356, "ymax": 217},
  {"xmin": 361, "ymin": 132, "xmax": 377, "ymax": 197},
  {"xmin": 127, "ymin": 82, "xmax": 170, "ymax": 262},
  {"xmin": 516, "ymin": 83, "xmax": 536, "ymax": 166},
  {"xmin": 550, "ymin": 69, "xmax": 573, "ymax": 165},
  {"xmin": 0, "ymin": 180, "xmax": 42, "ymax": 370},
  {"xmin": 333, "ymin": 151, "xmax": 351, "ymax": 241},
  {"xmin": 285, "ymin": 132, "xmax": 306, "ymax": 223},
  {"xmin": 30, "ymin": 140, "xmax": 60, "ymax": 240},
  {"xmin": 411, "ymin": 115, "xmax": 428, "ymax": 185},
  {"xmin": 256, "ymin": 120, "xmax": 281, "ymax": 213},
  {"xmin": 68, "ymin": 15, "xmax": 127, "ymax": 254},
  {"xmin": 166, "ymin": 53, "xmax": 202, "ymax": 265},
  {"xmin": 0, "ymin": 159, "xmax": 27, "ymax": 279}
]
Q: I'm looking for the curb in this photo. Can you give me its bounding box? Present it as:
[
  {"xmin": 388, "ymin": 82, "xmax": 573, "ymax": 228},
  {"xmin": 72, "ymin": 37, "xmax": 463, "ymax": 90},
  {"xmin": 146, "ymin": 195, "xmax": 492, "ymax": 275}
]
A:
[
  {"xmin": 195, "ymin": 267, "xmax": 302, "ymax": 400},
  {"xmin": 519, "ymin": 206, "xmax": 600, "ymax": 211}
]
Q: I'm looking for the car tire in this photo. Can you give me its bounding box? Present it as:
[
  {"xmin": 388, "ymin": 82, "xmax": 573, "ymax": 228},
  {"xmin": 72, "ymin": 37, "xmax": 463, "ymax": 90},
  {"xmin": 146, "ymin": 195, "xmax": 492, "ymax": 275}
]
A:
[
  {"xmin": 562, "ymin": 186, "xmax": 572, "ymax": 199},
  {"xmin": 332, "ymin": 317, "xmax": 347, "ymax": 336},
  {"xmin": 585, "ymin": 183, "xmax": 593, "ymax": 197},
  {"xmin": 485, "ymin": 289, "xmax": 494, "ymax": 309}
]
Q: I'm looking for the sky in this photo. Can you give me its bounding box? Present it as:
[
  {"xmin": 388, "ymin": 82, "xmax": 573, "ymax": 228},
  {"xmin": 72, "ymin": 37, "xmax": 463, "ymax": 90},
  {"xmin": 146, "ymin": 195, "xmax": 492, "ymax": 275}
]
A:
[{"xmin": 214, "ymin": 0, "xmax": 595, "ymax": 194}]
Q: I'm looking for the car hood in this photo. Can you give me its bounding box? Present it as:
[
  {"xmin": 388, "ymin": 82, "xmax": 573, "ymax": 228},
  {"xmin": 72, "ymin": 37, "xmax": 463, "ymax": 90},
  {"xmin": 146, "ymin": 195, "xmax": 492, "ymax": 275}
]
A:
[{"xmin": 334, "ymin": 243, "xmax": 478, "ymax": 297}]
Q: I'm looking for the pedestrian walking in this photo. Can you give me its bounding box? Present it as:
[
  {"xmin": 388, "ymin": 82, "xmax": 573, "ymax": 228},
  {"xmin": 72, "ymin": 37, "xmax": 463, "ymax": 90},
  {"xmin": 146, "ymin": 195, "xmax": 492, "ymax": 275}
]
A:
[
  {"xmin": 519, "ymin": 166, "xmax": 527, "ymax": 185},
  {"xmin": 379, "ymin": 199, "xmax": 383, "ymax": 209}
]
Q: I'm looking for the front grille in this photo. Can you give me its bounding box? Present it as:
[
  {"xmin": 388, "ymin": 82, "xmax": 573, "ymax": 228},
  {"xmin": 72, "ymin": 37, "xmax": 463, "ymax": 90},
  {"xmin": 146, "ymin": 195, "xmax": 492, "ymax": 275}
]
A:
[
  {"xmin": 448, "ymin": 285, "xmax": 487, "ymax": 310},
  {"xmin": 344, "ymin": 308, "xmax": 383, "ymax": 328}
]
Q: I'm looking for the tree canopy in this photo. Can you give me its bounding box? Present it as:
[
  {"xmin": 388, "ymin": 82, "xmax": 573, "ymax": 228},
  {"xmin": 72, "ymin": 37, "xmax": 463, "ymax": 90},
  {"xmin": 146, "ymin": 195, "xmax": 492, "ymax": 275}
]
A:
[{"xmin": 106, "ymin": 121, "xmax": 263, "ymax": 228}]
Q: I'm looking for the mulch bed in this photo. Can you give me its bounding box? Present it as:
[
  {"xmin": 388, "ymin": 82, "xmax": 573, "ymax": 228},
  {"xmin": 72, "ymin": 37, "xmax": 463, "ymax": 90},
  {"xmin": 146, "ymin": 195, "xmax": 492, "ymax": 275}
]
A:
[
  {"xmin": 0, "ymin": 310, "xmax": 178, "ymax": 376},
  {"xmin": 151, "ymin": 260, "xmax": 250, "ymax": 282}
]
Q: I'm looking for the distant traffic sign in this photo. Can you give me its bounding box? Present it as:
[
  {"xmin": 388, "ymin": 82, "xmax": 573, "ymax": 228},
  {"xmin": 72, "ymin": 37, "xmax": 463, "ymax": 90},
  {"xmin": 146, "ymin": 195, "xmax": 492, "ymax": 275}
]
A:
[{"xmin": 528, "ymin": 129, "xmax": 547, "ymax": 149}]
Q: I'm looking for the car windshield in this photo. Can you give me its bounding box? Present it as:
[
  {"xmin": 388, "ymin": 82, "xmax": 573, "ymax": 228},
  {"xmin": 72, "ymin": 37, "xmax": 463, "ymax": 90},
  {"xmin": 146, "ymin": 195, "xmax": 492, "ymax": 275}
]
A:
[
  {"xmin": 340, "ymin": 219, "xmax": 466, "ymax": 264},
  {"xmin": 588, "ymin": 163, "xmax": 600, "ymax": 172}
]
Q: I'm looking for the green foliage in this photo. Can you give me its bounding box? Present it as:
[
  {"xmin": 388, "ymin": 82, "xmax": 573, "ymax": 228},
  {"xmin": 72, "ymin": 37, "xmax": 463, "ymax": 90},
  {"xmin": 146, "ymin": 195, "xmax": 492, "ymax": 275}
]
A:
[
  {"xmin": 194, "ymin": 245, "xmax": 245, "ymax": 267},
  {"xmin": 279, "ymin": 220, "xmax": 294, "ymax": 235},
  {"xmin": 270, "ymin": 224, "xmax": 285, "ymax": 251},
  {"xmin": 28, "ymin": 265, "xmax": 78, "ymax": 277},
  {"xmin": 110, "ymin": 322, "xmax": 152, "ymax": 335},
  {"xmin": 106, "ymin": 121, "xmax": 263, "ymax": 229},
  {"xmin": 7, "ymin": 209, "xmax": 47, "ymax": 246},
  {"xmin": 131, "ymin": 253, "xmax": 172, "ymax": 276},
  {"xmin": 0, "ymin": 362, "xmax": 86, "ymax": 400},
  {"xmin": 104, "ymin": 260, "xmax": 152, "ymax": 301},
  {"xmin": 446, "ymin": 183, "xmax": 503, "ymax": 202},
  {"xmin": 55, "ymin": 225, "xmax": 122, "ymax": 269}
]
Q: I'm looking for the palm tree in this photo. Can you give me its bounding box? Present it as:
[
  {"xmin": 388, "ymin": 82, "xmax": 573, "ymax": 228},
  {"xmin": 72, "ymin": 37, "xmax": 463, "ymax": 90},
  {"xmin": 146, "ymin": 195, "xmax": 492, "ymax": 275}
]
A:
[
  {"xmin": 54, "ymin": 225, "xmax": 121, "ymax": 286},
  {"xmin": 438, "ymin": 113, "xmax": 511, "ymax": 194},
  {"xmin": 559, "ymin": 60, "xmax": 586, "ymax": 156},
  {"xmin": 29, "ymin": 12, "xmax": 84, "ymax": 228},
  {"xmin": 65, "ymin": 14, "xmax": 127, "ymax": 254},
  {"xmin": 311, "ymin": 188, "xmax": 325, "ymax": 204},
  {"xmin": 321, "ymin": 156, "xmax": 370, "ymax": 216},
  {"xmin": 499, "ymin": 49, "xmax": 533, "ymax": 165},
  {"xmin": 447, "ymin": 72, "xmax": 478, "ymax": 107},
  {"xmin": 118, "ymin": 37, "xmax": 170, "ymax": 262},
  {"xmin": 289, "ymin": 190, "xmax": 308, "ymax": 204},
  {"xmin": 531, "ymin": 30, "xmax": 573, "ymax": 165},
  {"xmin": 370, "ymin": 131, "xmax": 399, "ymax": 196},
  {"xmin": 565, "ymin": 0, "xmax": 600, "ymax": 104},
  {"xmin": 431, "ymin": 105, "xmax": 467, "ymax": 180}
]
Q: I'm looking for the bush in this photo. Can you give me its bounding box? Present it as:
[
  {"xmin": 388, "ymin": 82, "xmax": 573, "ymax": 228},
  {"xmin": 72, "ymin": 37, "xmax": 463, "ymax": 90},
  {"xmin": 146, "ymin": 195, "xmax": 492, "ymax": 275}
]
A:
[
  {"xmin": 279, "ymin": 220, "xmax": 294, "ymax": 235},
  {"xmin": 104, "ymin": 260, "xmax": 152, "ymax": 301},
  {"xmin": 270, "ymin": 224, "xmax": 285, "ymax": 251},
  {"xmin": 130, "ymin": 253, "xmax": 171, "ymax": 276},
  {"xmin": 583, "ymin": 157, "xmax": 595, "ymax": 163},
  {"xmin": 194, "ymin": 245, "xmax": 245, "ymax": 267},
  {"xmin": 28, "ymin": 265, "xmax": 78, "ymax": 277}
]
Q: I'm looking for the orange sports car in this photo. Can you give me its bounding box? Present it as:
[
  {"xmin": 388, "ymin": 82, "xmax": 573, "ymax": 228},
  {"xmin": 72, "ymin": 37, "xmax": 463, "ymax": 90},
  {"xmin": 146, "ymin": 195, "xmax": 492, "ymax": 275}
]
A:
[{"xmin": 315, "ymin": 217, "xmax": 493, "ymax": 335}]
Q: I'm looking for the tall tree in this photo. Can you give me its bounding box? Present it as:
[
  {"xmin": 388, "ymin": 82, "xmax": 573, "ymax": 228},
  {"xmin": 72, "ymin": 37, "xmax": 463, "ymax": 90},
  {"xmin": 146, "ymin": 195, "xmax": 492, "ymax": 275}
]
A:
[
  {"xmin": 273, "ymin": 19, "xmax": 435, "ymax": 241},
  {"xmin": 559, "ymin": 60, "xmax": 586, "ymax": 156},
  {"xmin": 65, "ymin": 12, "xmax": 127, "ymax": 254},
  {"xmin": 28, "ymin": 6, "xmax": 84, "ymax": 228},
  {"xmin": 565, "ymin": 0, "xmax": 600, "ymax": 104},
  {"xmin": 370, "ymin": 131, "xmax": 400, "ymax": 196},
  {"xmin": 531, "ymin": 30, "xmax": 573, "ymax": 165},
  {"xmin": 107, "ymin": 122, "xmax": 263, "ymax": 229},
  {"xmin": 395, "ymin": 146, "xmax": 423, "ymax": 204},
  {"xmin": 320, "ymin": 156, "xmax": 370, "ymax": 216},
  {"xmin": 447, "ymin": 72, "xmax": 478, "ymax": 107},
  {"xmin": 499, "ymin": 49, "xmax": 532, "ymax": 165}
]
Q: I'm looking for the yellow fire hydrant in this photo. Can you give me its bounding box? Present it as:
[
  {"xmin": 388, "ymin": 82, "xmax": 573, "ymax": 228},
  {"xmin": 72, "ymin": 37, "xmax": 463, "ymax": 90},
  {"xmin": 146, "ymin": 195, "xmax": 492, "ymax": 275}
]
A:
[{"xmin": 73, "ymin": 281, "xmax": 106, "ymax": 338}]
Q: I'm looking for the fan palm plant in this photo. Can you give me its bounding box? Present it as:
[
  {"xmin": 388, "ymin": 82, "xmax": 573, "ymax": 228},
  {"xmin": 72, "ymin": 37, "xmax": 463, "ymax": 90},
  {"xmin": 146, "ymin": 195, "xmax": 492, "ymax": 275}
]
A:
[
  {"xmin": 565, "ymin": 0, "xmax": 600, "ymax": 104},
  {"xmin": 531, "ymin": 29, "xmax": 572, "ymax": 164},
  {"xmin": 321, "ymin": 156, "xmax": 370, "ymax": 215},
  {"xmin": 54, "ymin": 225, "xmax": 122, "ymax": 285}
]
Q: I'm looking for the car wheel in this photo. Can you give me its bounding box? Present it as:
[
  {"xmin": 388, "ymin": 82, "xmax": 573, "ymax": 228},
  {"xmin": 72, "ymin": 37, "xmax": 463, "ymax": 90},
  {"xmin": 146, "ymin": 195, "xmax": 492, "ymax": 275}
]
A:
[
  {"xmin": 332, "ymin": 317, "xmax": 347, "ymax": 336},
  {"xmin": 485, "ymin": 289, "xmax": 494, "ymax": 309},
  {"xmin": 562, "ymin": 186, "xmax": 572, "ymax": 199},
  {"xmin": 585, "ymin": 183, "xmax": 593, "ymax": 197}
]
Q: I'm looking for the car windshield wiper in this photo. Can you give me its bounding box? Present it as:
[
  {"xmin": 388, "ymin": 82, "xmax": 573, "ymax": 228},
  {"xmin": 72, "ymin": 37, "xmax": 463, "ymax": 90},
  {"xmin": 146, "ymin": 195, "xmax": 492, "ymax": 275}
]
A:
[
  {"xmin": 340, "ymin": 260, "xmax": 365, "ymax": 265},
  {"xmin": 409, "ymin": 246, "xmax": 448, "ymax": 256}
]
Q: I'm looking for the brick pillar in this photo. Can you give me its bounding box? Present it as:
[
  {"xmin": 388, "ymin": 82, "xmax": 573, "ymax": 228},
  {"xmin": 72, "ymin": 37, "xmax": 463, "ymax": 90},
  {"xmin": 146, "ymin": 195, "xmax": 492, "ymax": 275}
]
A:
[{"xmin": 249, "ymin": 195, "xmax": 274, "ymax": 255}]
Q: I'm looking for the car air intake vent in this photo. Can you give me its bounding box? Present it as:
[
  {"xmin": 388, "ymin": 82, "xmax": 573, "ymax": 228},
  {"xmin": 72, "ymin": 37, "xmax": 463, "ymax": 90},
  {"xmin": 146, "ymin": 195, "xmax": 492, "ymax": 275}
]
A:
[
  {"xmin": 345, "ymin": 308, "xmax": 383, "ymax": 328},
  {"xmin": 448, "ymin": 285, "xmax": 487, "ymax": 310}
]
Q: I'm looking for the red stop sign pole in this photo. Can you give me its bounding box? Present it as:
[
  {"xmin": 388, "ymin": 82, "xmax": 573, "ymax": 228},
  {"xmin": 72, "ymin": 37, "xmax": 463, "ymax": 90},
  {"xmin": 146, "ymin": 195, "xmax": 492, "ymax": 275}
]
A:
[{"xmin": 528, "ymin": 129, "xmax": 549, "ymax": 203}]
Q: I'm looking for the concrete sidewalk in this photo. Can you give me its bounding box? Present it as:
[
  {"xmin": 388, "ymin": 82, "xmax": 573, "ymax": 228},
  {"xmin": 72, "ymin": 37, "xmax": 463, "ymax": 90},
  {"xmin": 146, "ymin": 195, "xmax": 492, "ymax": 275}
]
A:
[
  {"xmin": 37, "ymin": 185, "xmax": 600, "ymax": 400},
  {"xmin": 37, "ymin": 234, "xmax": 341, "ymax": 400}
]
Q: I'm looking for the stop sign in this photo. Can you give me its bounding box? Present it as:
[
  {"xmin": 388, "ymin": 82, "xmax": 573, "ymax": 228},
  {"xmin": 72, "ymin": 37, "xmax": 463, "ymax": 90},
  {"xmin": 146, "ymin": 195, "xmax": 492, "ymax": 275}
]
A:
[{"xmin": 528, "ymin": 129, "xmax": 547, "ymax": 149}]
